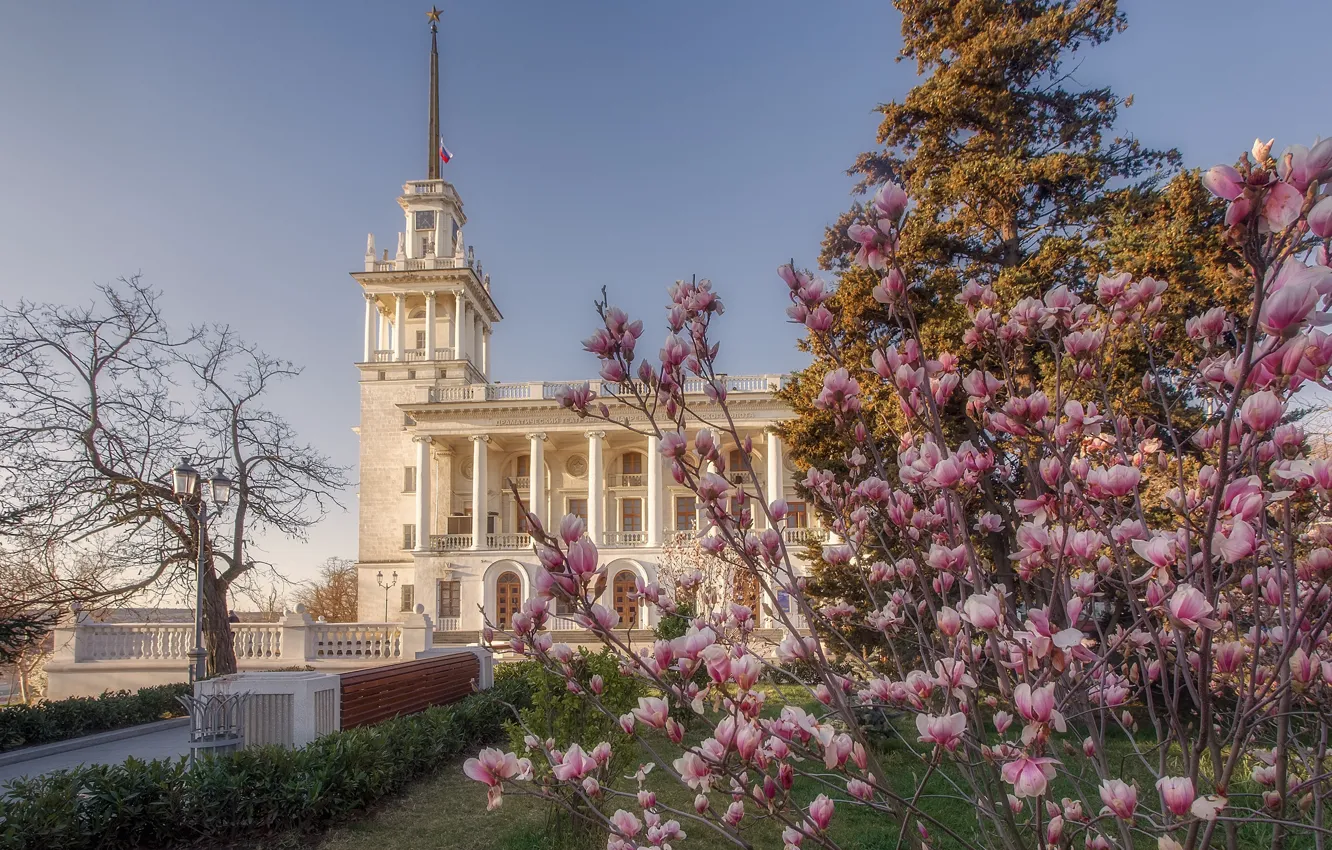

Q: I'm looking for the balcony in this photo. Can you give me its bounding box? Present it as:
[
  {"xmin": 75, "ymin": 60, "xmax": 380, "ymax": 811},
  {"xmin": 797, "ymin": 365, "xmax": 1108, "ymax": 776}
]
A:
[
  {"xmin": 429, "ymin": 533, "xmax": 472, "ymax": 550},
  {"xmin": 509, "ymin": 475, "xmax": 531, "ymax": 490},
  {"xmin": 425, "ymin": 375, "xmax": 789, "ymax": 405},
  {"xmin": 366, "ymin": 256, "xmax": 467, "ymax": 273},
  {"xmin": 782, "ymin": 527, "xmax": 827, "ymax": 544},
  {"xmin": 427, "ymin": 533, "xmax": 531, "ymax": 552},
  {"xmin": 603, "ymin": 530, "xmax": 646, "ymax": 547},
  {"xmin": 369, "ymin": 347, "xmax": 458, "ymax": 364},
  {"xmin": 612, "ymin": 474, "xmax": 645, "ymax": 488}
]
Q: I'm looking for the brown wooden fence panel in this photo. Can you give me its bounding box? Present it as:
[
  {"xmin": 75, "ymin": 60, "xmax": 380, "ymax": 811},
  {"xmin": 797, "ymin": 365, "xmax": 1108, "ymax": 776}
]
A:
[{"xmin": 339, "ymin": 652, "xmax": 481, "ymax": 729}]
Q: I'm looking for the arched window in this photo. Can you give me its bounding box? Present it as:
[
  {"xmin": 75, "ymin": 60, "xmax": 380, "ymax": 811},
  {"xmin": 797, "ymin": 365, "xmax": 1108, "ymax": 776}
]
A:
[
  {"xmin": 613, "ymin": 570, "xmax": 639, "ymax": 627},
  {"xmin": 496, "ymin": 571, "xmax": 522, "ymax": 628}
]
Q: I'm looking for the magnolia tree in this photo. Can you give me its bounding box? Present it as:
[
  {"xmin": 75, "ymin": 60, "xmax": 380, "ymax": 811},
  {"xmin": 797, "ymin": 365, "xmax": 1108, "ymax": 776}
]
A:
[{"xmin": 465, "ymin": 137, "xmax": 1332, "ymax": 850}]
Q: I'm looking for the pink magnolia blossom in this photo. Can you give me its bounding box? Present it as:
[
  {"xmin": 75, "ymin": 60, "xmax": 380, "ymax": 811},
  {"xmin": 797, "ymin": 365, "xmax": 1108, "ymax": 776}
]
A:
[
  {"xmin": 915, "ymin": 712, "xmax": 967, "ymax": 752},
  {"xmin": 1156, "ymin": 776, "xmax": 1196, "ymax": 816},
  {"xmin": 1167, "ymin": 586, "xmax": 1221, "ymax": 630},
  {"xmin": 552, "ymin": 744, "xmax": 599, "ymax": 781},
  {"xmin": 1100, "ymin": 779, "xmax": 1138, "ymax": 820},
  {"xmin": 631, "ymin": 696, "xmax": 670, "ymax": 729},
  {"xmin": 963, "ymin": 591, "xmax": 1003, "ymax": 630},
  {"xmin": 1310, "ymin": 195, "xmax": 1332, "ymax": 239},
  {"xmin": 1202, "ymin": 164, "xmax": 1244, "ymax": 200},
  {"xmin": 1001, "ymin": 756, "xmax": 1059, "ymax": 798},
  {"xmin": 808, "ymin": 794, "xmax": 835, "ymax": 831}
]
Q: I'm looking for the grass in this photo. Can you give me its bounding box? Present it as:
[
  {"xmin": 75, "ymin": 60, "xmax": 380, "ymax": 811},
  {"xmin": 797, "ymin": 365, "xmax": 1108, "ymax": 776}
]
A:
[{"xmin": 304, "ymin": 687, "xmax": 1304, "ymax": 850}]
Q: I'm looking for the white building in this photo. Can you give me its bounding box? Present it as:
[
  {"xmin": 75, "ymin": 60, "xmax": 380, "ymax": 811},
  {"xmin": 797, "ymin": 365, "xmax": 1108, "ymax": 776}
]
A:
[{"xmin": 351, "ymin": 16, "xmax": 821, "ymax": 635}]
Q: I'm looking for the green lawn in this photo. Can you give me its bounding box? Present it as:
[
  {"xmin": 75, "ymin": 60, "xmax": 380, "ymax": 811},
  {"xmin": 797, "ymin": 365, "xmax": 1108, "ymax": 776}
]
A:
[{"xmin": 308, "ymin": 689, "xmax": 1295, "ymax": 850}]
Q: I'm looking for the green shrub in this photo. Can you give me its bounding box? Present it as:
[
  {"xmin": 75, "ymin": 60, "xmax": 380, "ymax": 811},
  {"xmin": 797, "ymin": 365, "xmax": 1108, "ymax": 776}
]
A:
[
  {"xmin": 0, "ymin": 679, "xmax": 530, "ymax": 850},
  {"xmin": 506, "ymin": 649, "xmax": 644, "ymax": 849},
  {"xmin": 0, "ymin": 683, "xmax": 190, "ymax": 752}
]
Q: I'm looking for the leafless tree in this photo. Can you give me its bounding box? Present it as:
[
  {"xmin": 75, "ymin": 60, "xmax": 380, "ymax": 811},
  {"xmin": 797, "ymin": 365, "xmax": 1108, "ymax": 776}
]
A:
[
  {"xmin": 291, "ymin": 556, "xmax": 359, "ymax": 623},
  {"xmin": 0, "ymin": 277, "xmax": 348, "ymax": 674}
]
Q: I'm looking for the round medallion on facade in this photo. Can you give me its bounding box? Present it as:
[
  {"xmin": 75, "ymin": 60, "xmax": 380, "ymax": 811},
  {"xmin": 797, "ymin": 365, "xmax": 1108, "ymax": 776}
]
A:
[
  {"xmin": 461, "ymin": 459, "xmax": 474, "ymax": 479},
  {"xmin": 566, "ymin": 455, "xmax": 588, "ymax": 478}
]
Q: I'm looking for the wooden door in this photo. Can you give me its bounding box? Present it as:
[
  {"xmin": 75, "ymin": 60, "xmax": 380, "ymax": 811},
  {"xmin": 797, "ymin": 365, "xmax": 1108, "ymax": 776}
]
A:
[
  {"xmin": 613, "ymin": 570, "xmax": 639, "ymax": 628},
  {"xmin": 734, "ymin": 569, "xmax": 761, "ymax": 615},
  {"xmin": 496, "ymin": 571, "xmax": 522, "ymax": 628}
]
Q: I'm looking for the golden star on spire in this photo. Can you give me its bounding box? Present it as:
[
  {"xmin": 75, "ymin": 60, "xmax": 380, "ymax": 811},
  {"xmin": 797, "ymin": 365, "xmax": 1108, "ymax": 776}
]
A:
[{"xmin": 427, "ymin": 6, "xmax": 442, "ymax": 23}]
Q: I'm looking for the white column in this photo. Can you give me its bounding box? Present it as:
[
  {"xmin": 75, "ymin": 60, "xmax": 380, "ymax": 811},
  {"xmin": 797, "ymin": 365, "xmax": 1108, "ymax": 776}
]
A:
[
  {"xmin": 404, "ymin": 210, "xmax": 415, "ymax": 259},
  {"xmin": 766, "ymin": 430, "xmax": 784, "ymax": 515},
  {"xmin": 470, "ymin": 436, "xmax": 489, "ymax": 550},
  {"xmin": 646, "ymin": 434, "xmax": 662, "ymax": 546},
  {"xmin": 482, "ymin": 328, "xmax": 490, "ymax": 378},
  {"xmin": 378, "ymin": 312, "xmax": 389, "ymax": 353},
  {"xmin": 454, "ymin": 292, "xmax": 466, "ymax": 361},
  {"xmin": 363, "ymin": 296, "xmax": 376, "ymax": 362},
  {"xmin": 414, "ymin": 435, "xmax": 432, "ymax": 550},
  {"xmin": 393, "ymin": 293, "xmax": 406, "ymax": 361},
  {"xmin": 527, "ymin": 432, "xmax": 546, "ymax": 532},
  {"xmin": 587, "ymin": 430, "xmax": 605, "ymax": 544},
  {"xmin": 433, "ymin": 212, "xmax": 446, "ymax": 259},
  {"xmin": 424, "ymin": 292, "xmax": 437, "ymax": 359},
  {"xmin": 473, "ymin": 314, "xmax": 483, "ymax": 369}
]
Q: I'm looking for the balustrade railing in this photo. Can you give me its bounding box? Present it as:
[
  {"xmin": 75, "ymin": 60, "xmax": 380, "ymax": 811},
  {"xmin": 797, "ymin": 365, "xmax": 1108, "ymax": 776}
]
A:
[
  {"xmin": 310, "ymin": 622, "xmax": 402, "ymax": 660},
  {"xmin": 405, "ymin": 348, "xmax": 427, "ymax": 361},
  {"xmin": 433, "ymin": 347, "xmax": 454, "ymax": 360},
  {"xmin": 430, "ymin": 533, "xmax": 473, "ymax": 550},
  {"xmin": 603, "ymin": 530, "xmax": 647, "ymax": 546},
  {"xmin": 546, "ymin": 615, "xmax": 585, "ymax": 631},
  {"xmin": 232, "ymin": 624, "xmax": 283, "ymax": 659},
  {"xmin": 436, "ymin": 617, "xmax": 461, "ymax": 632},
  {"xmin": 372, "ymin": 350, "xmax": 394, "ymax": 362},
  {"xmin": 782, "ymin": 527, "xmax": 827, "ymax": 544},
  {"xmin": 612, "ymin": 474, "xmax": 644, "ymax": 487},
  {"xmin": 425, "ymin": 375, "xmax": 788, "ymax": 405},
  {"xmin": 83, "ymin": 623, "xmax": 193, "ymax": 660},
  {"xmin": 486, "ymin": 533, "xmax": 532, "ymax": 550},
  {"xmin": 509, "ymin": 475, "xmax": 531, "ymax": 490}
]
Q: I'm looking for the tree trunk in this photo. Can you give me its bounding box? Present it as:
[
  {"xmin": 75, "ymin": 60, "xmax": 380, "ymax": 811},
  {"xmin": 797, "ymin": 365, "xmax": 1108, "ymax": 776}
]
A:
[{"xmin": 202, "ymin": 565, "xmax": 237, "ymax": 676}]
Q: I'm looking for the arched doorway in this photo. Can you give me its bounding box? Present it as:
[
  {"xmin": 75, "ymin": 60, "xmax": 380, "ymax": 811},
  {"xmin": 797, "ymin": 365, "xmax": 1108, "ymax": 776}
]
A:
[
  {"xmin": 496, "ymin": 571, "xmax": 522, "ymax": 628},
  {"xmin": 612, "ymin": 570, "xmax": 639, "ymax": 627}
]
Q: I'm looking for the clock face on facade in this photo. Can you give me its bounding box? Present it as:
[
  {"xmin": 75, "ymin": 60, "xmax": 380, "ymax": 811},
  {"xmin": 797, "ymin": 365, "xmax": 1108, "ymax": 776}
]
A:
[{"xmin": 415, "ymin": 210, "xmax": 436, "ymax": 231}]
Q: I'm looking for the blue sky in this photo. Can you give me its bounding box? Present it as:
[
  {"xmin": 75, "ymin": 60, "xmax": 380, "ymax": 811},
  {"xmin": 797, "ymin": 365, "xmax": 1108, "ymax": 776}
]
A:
[{"xmin": 0, "ymin": 1, "xmax": 1324, "ymax": 592}]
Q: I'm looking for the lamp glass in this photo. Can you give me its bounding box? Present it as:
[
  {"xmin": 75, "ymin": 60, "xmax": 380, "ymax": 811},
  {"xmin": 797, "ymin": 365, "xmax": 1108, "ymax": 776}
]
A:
[
  {"xmin": 170, "ymin": 458, "xmax": 199, "ymax": 497},
  {"xmin": 208, "ymin": 468, "xmax": 234, "ymax": 506}
]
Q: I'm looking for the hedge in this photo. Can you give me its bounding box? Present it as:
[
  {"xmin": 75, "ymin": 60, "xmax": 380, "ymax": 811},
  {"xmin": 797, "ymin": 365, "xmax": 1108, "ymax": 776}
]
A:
[
  {"xmin": 0, "ymin": 677, "xmax": 529, "ymax": 850},
  {"xmin": 0, "ymin": 684, "xmax": 190, "ymax": 752}
]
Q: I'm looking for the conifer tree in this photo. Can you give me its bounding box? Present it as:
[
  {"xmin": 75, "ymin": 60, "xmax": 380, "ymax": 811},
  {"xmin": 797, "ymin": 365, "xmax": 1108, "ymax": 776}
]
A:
[{"xmin": 779, "ymin": 0, "xmax": 1245, "ymax": 613}]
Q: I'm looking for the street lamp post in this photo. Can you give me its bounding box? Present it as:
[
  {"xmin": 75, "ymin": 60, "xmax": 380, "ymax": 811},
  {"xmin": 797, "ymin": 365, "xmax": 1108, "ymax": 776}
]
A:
[
  {"xmin": 170, "ymin": 458, "xmax": 235, "ymax": 687},
  {"xmin": 376, "ymin": 570, "xmax": 398, "ymax": 622}
]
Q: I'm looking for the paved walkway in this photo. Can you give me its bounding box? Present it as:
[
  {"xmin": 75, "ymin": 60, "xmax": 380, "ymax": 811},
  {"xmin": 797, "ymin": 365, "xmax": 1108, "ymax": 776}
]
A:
[{"xmin": 0, "ymin": 721, "xmax": 192, "ymax": 787}]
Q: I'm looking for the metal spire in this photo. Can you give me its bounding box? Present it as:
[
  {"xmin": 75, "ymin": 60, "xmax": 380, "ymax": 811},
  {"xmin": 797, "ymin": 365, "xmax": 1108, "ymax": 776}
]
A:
[{"xmin": 427, "ymin": 7, "xmax": 442, "ymax": 180}]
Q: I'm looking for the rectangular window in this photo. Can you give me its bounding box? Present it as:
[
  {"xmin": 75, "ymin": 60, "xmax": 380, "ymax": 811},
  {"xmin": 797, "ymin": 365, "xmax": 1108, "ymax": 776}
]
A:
[
  {"xmin": 516, "ymin": 455, "xmax": 530, "ymax": 477},
  {"xmin": 622, "ymin": 498, "xmax": 642, "ymax": 533},
  {"xmin": 402, "ymin": 524, "xmax": 417, "ymax": 550},
  {"xmin": 416, "ymin": 330, "xmax": 426, "ymax": 349},
  {"xmin": 568, "ymin": 497, "xmax": 587, "ymax": 520},
  {"xmin": 517, "ymin": 508, "xmax": 530, "ymax": 534},
  {"xmin": 622, "ymin": 453, "xmax": 643, "ymax": 475},
  {"xmin": 447, "ymin": 515, "xmax": 470, "ymax": 535},
  {"xmin": 400, "ymin": 584, "xmax": 415, "ymax": 612},
  {"xmin": 407, "ymin": 369, "xmax": 416, "ymax": 380},
  {"xmin": 437, "ymin": 580, "xmax": 461, "ymax": 619},
  {"xmin": 788, "ymin": 501, "xmax": 808, "ymax": 528},
  {"xmin": 675, "ymin": 495, "xmax": 697, "ymax": 531},
  {"xmin": 403, "ymin": 466, "xmax": 416, "ymax": 493},
  {"xmin": 377, "ymin": 371, "xmax": 386, "ymax": 381}
]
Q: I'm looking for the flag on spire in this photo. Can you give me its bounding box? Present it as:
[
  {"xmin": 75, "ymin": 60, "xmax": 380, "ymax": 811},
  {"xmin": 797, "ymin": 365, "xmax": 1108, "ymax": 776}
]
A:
[{"xmin": 439, "ymin": 136, "xmax": 453, "ymax": 165}]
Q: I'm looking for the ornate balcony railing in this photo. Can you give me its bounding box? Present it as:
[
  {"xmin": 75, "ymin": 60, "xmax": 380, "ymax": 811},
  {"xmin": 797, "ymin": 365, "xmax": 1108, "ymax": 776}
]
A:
[
  {"xmin": 232, "ymin": 624, "xmax": 283, "ymax": 659},
  {"xmin": 430, "ymin": 533, "xmax": 473, "ymax": 551},
  {"xmin": 366, "ymin": 257, "xmax": 466, "ymax": 272},
  {"xmin": 603, "ymin": 530, "xmax": 647, "ymax": 547},
  {"xmin": 309, "ymin": 622, "xmax": 402, "ymax": 660},
  {"xmin": 613, "ymin": 474, "xmax": 644, "ymax": 487},
  {"xmin": 546, "ymin": 615, "xmax": 585, "ymax": 631},
  {"xmin": 486, "ymin": 533, "xmax": 532, "ymax": 550},
  {"xmin": 427, "ymin": 374, "xmax": 788, "ymax": 404},
  {"xmin": 782, "ymin": 527, "xmax": 827, "ymax": 544},
  {"xmin": 436, "ymin": 617, "xmax": 461, "ymax": 632},
  {"xmin": 509, "ymin": 476, "xmax": 531, "ymax": 490}
]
